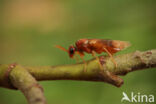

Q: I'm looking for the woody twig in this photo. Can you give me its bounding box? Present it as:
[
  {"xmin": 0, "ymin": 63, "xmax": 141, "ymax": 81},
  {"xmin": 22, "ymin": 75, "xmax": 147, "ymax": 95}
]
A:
[{"xmin": 0, "ymin": 49, "xmax": 156, "ymax": 104}]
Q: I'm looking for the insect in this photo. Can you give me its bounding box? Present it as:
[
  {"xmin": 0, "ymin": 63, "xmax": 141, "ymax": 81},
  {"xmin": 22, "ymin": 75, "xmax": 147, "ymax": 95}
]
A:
[{"xmin": 55, "ymin": 39, "xmax": 131, "ymax": 71}]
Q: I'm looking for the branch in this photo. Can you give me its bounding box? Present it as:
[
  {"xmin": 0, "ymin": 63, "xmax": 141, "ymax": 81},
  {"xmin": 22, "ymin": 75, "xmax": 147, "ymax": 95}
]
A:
[
  {"xmin": 25, "ymin": 49, "xmax": 156, "ymax": 87},
  {"xmin": 0, "ymin": 64, "xmax": 46, "ymax": 104},
  {"xmin": 0, "ymin": 49, "xmax": 156, "ymax": 104}
]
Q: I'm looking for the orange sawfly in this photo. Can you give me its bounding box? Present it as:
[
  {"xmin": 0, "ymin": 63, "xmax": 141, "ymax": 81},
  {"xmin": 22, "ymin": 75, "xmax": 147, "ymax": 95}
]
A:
[{"xmin": 55, "ymin": 39, "xmax": 131, "ymax": 71}]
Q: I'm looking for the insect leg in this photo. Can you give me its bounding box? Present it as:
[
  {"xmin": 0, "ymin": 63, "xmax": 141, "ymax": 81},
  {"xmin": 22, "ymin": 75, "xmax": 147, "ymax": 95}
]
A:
[
  {"xmin": 103, "ymin": 48, "xmax": 117, "ymax": 68},
  {"xmin": 91, "ymin": 51, "xmax": 103, "ymax": 70},
  {"xmin": 76, "ymin": 52, "xmax": 87, "ymax": 72}
]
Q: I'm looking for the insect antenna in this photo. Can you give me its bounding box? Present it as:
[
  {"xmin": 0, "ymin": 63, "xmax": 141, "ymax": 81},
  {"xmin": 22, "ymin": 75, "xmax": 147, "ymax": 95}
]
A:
[{"xmin": 55, "ymin": 45, "xmax": 69, "ymax": 53}]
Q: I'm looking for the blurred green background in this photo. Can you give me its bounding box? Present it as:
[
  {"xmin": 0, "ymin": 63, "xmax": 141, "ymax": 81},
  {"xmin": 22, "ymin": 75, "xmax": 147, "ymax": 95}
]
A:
[{"xmin": 0, "ymin": 0, "xmax": 156, "ymax": 104}]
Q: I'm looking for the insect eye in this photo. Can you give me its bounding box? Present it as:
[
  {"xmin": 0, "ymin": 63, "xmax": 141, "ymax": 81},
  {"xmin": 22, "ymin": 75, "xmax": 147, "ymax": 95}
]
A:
[{"xmin": 70, "ymin": 48, "xmax": 74, "ymax": 54}]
